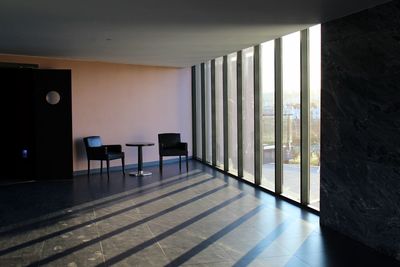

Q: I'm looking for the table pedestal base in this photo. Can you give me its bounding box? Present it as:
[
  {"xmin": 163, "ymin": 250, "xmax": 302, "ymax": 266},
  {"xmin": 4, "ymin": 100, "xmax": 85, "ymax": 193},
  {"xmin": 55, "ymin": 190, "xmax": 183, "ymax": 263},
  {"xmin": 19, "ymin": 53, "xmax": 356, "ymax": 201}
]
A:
[
  {"xmin": 129, "ymin": 171, "xmax": 152, "ymax": 177},
  {"xmin": 125, "ymin": 142, "xmax": 155, "ymax": 178}
]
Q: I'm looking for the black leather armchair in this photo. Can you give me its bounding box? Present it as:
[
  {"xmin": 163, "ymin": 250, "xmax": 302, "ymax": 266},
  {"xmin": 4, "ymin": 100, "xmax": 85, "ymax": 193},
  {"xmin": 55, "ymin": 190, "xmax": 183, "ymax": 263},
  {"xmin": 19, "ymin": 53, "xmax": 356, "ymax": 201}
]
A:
[
  {"xmin": 83, "ymin": 136, "xmax": 125, "ymax": 177},
  {"xmin": 158, "ymin": 133, "xmax": 188, "ymax": 173}
]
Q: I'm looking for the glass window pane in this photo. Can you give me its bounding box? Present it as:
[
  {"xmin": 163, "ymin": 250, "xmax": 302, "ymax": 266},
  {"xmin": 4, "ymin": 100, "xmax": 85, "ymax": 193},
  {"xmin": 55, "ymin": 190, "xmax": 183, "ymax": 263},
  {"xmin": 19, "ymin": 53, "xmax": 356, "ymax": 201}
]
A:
[
  {"xmin": 215, "ymin": 57, "xmax": 224, "ymax": 168},
  {"xmin": 205, "ymin": 61, "xmax": 212, "ymax": 163},
  {"xmin": 195, "ymin": 64, "xmax": 202, "ymax": 159},
  {"xmin": 260, "ymin": 41, "xmax": 275, "ymax": 191},
  {"xmin": 242, "ymin": 47, "xmax": 255, "ymax": 183},
  {"xmin": 228, "ymin": 53, "xmax": 238, "ymax": 175},
  {"xmin": 309, "ymin": 25, "xmax": 321, "ymax": 210},
  {"xmin": 282, "ymin": 32, "xmax": 301, "ymax": 201}
]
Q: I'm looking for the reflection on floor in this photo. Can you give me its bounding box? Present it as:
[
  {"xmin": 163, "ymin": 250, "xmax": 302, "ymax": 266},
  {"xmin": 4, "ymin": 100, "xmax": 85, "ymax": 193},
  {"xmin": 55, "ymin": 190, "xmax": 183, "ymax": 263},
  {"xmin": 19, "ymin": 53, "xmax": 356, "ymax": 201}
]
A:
[{"xmin": 0, "ymin": 160, "xmax": 399, "ymax": 266}]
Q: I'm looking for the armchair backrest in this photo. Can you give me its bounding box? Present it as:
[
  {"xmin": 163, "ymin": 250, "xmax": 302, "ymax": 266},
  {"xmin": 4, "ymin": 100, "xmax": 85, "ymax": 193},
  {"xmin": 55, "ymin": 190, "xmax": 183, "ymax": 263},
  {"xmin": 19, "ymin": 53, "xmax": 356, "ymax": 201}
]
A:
[
  {"xmin": 83, "ymin": 136, "xmax": 104, "ymax": 159},
  {"xmin": 84, "ymin": 136, "xmax": 103, "ymax": 149},
  {"xmin": 158, "ymin": 133, "xmax": 181, "ymax": 149}
]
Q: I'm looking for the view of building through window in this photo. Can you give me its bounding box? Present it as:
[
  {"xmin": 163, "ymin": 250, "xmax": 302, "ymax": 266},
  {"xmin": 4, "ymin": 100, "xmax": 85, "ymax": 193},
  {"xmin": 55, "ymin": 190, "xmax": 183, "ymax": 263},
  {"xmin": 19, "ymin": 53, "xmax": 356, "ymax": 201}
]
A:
[
  {"xmin": 242, "ymin": 47, "xmax": 255, "ymax": 182},
  {"xmin": 260, "ymin": 41, "xmax": 275, "ymax": 191},
  {"xmin": 282, "ymin": 31, "xmax": 301, "ymax": 201},
  {"xmin": 215, "ymin": 58, "xmax": 224, "ymax": 169},
  {"xmin": 309, "ymin": 24, "xmax": 321, "ymax": 209},
  {"xmin": 227, "ymin": 53, "xmax": 238, "ymax": 175}
]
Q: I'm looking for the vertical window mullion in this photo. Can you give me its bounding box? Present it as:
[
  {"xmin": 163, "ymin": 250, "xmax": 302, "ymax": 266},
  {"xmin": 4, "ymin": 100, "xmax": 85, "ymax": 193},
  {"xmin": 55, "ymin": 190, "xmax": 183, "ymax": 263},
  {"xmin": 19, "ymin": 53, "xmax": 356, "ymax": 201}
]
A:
[
  {"xmin": 237, "ymin": 51, "xmax": 243, "ymax": 178},
  {"xmin": 301, "ymin": 29, "xmax": 311, "ymax": 205},
  {"xmin": 195, "ymin": 65, "xmax": 202, "ymax": 160},
  {"xmin": 254, "ymin": 45, "xmax": 262, "ymax": 185},
  {"xmin": 201, "ymin": 63, "xmax": 206, "ymax": 163},
  {"xmin": 211, "ymin": 60, "xmax": 217, "ymax": 166},
  {"xmin": 205, "ymin": 62, "xmax": 212, "ymax": 163},
  {"xmin": 223, "ymin": 56, "xmax": 229, "ymax": 172},
  {"xmin": 191, "ymin": 66, "xmax": 197, "ymax": 158},
  {"xmin": 275, "ymin": 38, "xmax": 283, "ymax": 194}
]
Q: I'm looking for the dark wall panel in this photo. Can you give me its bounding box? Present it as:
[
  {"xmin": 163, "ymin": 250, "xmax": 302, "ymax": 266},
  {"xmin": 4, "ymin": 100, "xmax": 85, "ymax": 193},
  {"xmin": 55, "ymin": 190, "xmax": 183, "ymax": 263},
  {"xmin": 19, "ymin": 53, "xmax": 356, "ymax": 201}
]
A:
[
  {"xmin": 321, "ymin": 0, "xmax": 400, "ymax": 260},
  {"xmin": 0, "ymin": 68, "xmax": 72, "ymax": 181}
]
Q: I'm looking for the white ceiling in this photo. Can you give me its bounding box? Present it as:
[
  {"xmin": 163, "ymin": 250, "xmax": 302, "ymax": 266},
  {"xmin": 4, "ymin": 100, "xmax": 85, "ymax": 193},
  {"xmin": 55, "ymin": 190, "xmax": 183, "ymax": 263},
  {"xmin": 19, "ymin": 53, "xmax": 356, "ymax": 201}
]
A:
[{"xmin": 0, "ymin": 0, "xmax": 391, "ymax": 67}]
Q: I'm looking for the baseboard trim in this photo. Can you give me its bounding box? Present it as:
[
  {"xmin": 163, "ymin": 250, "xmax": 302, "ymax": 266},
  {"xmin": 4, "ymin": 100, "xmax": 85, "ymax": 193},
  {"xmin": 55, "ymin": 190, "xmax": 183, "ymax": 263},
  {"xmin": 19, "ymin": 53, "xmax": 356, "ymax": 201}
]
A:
[{"xmin": 73, "ymin": 156, "xmax": 193, "ymax": 176}]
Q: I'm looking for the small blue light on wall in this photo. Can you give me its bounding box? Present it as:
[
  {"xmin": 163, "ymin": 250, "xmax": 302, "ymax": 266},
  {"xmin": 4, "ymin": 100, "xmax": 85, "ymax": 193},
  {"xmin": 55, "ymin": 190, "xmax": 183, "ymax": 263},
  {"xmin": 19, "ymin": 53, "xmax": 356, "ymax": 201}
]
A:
[{"xmin": 22, "ymin": 149, "xmax": 28, "ymax": 159}]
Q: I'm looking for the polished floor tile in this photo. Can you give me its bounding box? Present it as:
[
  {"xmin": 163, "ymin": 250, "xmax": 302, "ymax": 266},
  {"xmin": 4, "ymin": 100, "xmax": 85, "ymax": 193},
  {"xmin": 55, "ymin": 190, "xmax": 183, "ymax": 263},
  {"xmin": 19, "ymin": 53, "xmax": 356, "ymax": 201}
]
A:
[{"xmin": 0, "ymin": 160, "xmax": 399, "ymax": 266}]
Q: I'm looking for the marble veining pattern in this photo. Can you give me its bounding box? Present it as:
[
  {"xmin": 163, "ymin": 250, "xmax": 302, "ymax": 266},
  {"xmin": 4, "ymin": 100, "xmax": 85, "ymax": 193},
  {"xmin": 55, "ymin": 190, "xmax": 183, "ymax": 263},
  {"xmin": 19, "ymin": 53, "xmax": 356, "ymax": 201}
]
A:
[{"xmin": 321, "ymin": 0, "xmax": 400, "ymax": 261}]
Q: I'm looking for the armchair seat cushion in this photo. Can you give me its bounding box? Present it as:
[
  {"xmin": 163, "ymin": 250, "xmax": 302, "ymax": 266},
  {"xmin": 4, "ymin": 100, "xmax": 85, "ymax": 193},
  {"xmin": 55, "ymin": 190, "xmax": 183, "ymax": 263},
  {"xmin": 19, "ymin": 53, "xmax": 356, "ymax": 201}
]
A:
[
  {"xmin": 161, "ymin": 149, "xmax": 187, "ymax": 156},
  {"xmin": 107, "ymin": 152, "xmax": 125, "ymax": 160}
]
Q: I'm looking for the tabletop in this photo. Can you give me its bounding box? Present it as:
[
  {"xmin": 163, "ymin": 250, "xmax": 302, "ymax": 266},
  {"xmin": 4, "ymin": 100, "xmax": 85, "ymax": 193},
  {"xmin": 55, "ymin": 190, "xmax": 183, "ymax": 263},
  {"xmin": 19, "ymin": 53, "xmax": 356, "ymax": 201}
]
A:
[{"xmin": 126, "ymin": 142, "xmax": 155, "ymax": 147}]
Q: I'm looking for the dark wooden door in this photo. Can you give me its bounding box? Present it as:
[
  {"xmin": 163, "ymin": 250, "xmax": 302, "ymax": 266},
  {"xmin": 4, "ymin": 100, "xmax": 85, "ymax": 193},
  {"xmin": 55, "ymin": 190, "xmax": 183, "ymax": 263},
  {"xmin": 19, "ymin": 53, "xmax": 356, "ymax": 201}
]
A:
[
  {"xmin": 0, "ymin": 68, "xmax": 35, "ymax": 180},
  {"xmin": 34, "ymin": 69, "xmax": 72, "ymax": 180}
]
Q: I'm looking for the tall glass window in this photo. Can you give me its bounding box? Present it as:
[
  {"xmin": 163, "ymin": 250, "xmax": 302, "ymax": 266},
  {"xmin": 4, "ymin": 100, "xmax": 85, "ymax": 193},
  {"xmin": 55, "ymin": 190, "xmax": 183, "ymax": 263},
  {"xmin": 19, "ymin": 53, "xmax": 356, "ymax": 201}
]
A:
[
  {"xmin": 282, "ymin": 32, "xmax": 301, "ymax": 201},
  {"xmin": 309, "ymin": 25, "xmax": 321, "ymax": 210},
  {"xmin": 195, "ymin": 64, "xmax": 202, "ymax": 159},
  {"xmin": 228, "ymin": 53, "xmax": 238, "ymax": 175},
  {"xmin": 215, "ymin": 57, "xmax": 224, "ymax": 168},
  {"xmin": 260, "ymin": 41, "xmax": 275, "ymax": 190},
  {"xmin": 242, "ymin": 47, "xmax": 255, "ymax": 182},
  {"xmin": 205, "ymin": 61, "xmax": 212, "ymax": 163},
  {"xmin": 192, "ymin": 25, "xmax": 320, "ymax": 210}
]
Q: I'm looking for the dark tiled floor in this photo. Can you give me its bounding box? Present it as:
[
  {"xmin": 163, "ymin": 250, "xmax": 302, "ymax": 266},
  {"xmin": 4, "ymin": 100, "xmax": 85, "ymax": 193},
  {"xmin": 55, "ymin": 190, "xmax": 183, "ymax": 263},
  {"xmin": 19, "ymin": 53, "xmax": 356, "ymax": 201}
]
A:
[{"xmin": 0, "ymin": 160, "xmax": 399, "ymax": 266}]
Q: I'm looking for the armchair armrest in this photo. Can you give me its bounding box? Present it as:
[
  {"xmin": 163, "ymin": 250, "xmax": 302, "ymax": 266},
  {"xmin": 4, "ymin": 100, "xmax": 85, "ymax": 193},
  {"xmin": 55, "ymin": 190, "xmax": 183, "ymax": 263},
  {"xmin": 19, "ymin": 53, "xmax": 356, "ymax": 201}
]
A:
[
  {"xmin": 104, "ymin": 144, "xmax": 122, "ymax": 153},
  {"xmin": 178, "ymin": 142, "xmax": 188, "ymax": 151}
]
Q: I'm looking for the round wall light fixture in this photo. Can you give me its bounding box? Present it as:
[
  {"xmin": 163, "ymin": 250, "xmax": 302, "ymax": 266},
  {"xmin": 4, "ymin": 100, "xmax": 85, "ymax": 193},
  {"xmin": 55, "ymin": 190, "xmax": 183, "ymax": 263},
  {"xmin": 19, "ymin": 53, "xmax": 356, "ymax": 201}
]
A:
[{"xmin": 46, "ymin": 91, "xmax": 61, "ymax": 105}]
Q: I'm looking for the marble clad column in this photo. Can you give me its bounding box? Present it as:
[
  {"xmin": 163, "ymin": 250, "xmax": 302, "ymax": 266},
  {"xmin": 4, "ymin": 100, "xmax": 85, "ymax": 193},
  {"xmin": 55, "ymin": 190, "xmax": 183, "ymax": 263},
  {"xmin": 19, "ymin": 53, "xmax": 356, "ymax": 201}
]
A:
[{"xmin": 321, "ymin": 0, "xmax": 400, "ymax": 261}]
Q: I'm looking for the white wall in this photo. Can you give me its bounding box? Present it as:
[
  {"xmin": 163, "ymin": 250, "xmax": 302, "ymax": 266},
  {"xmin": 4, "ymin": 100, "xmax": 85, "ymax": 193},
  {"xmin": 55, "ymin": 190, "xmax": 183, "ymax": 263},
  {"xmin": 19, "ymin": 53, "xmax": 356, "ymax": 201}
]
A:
[{"xmin": 0, "ymin": 54, "xmax": 192, "ymax": 171}]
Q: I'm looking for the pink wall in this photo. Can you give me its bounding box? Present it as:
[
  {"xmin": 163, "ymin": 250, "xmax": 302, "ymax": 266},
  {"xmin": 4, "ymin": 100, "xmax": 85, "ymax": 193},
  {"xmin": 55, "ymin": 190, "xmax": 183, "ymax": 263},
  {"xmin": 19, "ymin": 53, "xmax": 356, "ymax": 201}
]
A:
[{"xmin": 0, "ymin": 54, "xmax": 192, "ymax": 172}]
